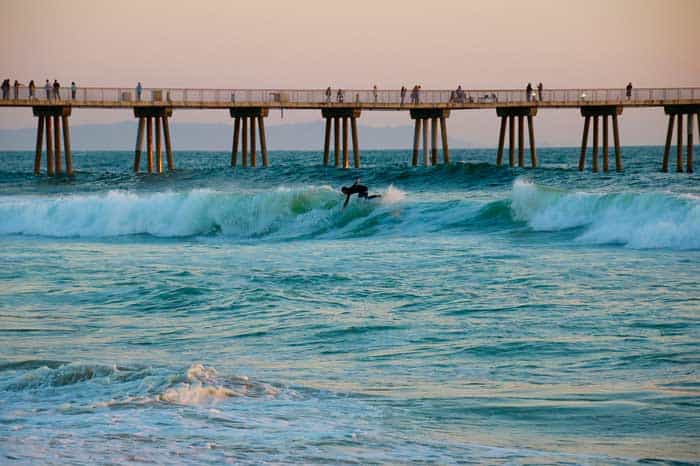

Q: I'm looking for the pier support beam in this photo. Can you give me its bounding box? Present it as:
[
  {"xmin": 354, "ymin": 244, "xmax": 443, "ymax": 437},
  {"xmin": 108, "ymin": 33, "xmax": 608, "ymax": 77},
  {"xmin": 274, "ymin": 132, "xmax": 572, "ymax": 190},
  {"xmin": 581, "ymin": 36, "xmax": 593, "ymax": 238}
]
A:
[
  {"xmin": 230, "ymin": 107, "xmax": 269, "ymax": 168},
  {"xmin": 322, "ymin": 108, "xmax": 362, "ymax": 168},
  {"xmin": 579, "ymin": 106, "xmax": 623, "ymax": 172},
  {"xmin": 662, "ymin": 105, "xmax": 700, "ymax": 173},
  {"xmin": 134, "ymin": 107, "xmax": 173, "ymax": 173},
  {"xmin": 32, "ymin": 106, "xmax": 72, "ymax": 176},
  {"xmin": 496, "ymin": 107, "xmax": 538, "ymax": 168},
  {"xmin": 409, "ymin": 109, "xmax": 451, "ymax": 166}
]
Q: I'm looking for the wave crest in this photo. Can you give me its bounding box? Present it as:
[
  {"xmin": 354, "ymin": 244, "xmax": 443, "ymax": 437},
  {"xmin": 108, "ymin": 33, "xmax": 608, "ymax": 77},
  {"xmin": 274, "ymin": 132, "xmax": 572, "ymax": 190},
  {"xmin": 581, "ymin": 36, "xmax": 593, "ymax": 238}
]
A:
[{"xmin": 511, "ymin": 178, "xmax": 700, "ymax": 249}]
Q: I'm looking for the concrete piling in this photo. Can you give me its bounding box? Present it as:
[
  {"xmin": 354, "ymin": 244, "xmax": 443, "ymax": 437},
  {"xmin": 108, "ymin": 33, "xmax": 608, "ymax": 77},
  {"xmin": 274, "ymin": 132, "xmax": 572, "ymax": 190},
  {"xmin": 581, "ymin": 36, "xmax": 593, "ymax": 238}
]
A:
[{"xmin": 34, "ymin": 116, "xmax": 44, "ymax": 175}]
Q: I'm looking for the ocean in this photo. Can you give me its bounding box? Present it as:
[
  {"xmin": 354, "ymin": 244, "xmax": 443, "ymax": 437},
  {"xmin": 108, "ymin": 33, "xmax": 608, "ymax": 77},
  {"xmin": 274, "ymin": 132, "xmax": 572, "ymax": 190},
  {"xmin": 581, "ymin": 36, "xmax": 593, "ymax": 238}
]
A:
[{"xmin": 0, "ymin": 147, "xmax": 698, "ymax": 464}]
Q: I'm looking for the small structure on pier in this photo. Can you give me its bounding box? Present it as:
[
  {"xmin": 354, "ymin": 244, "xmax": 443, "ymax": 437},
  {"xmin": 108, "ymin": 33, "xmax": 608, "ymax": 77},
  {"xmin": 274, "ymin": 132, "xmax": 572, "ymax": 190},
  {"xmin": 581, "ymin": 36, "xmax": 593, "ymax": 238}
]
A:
[
  {"xmin": 409, "ymin": 109, "xmax": 450, "ymax": 166},
  {"xmin": 495, "ymin": 107, "xmax": 537, "ymax": 168},
  {"xmin": 32, "ymin": 106, "xmax": 73, "ymax": 176},
  {"xmin": 662, "ymin": 105, "xmax": 699, "ymax": 173}
]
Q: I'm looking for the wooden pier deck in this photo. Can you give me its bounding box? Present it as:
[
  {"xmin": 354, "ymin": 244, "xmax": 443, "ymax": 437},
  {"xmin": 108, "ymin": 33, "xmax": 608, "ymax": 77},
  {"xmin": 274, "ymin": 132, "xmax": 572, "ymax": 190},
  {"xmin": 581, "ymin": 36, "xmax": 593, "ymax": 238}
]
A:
[{"xmin": 1, "ymin": 86, "xmax": 699, "ymax": 175}]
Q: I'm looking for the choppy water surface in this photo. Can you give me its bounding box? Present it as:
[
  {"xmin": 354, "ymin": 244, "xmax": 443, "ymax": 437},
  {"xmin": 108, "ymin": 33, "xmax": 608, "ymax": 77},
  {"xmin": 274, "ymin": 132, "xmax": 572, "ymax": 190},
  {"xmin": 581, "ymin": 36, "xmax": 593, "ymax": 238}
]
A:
[{"xmin": 0, "ymin": 148, "xmax": 698, "ymax": 464}]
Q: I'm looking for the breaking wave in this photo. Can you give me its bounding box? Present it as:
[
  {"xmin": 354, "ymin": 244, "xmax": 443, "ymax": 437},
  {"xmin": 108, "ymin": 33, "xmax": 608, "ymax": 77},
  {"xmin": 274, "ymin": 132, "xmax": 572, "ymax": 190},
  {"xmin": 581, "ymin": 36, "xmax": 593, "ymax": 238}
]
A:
[
  {"xmin": 511, "ymin": 178, "xmax": 700, "ymax": 249},
  {"xmin": 0, "ymin": 186, "xmax": 404, "ymax": 239}
]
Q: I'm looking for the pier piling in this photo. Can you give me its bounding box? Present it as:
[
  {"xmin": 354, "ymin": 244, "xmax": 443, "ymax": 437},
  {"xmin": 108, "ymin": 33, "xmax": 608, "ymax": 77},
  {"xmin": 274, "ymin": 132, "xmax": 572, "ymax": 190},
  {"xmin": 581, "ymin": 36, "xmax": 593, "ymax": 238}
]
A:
[
  {"xmin": 230, "ymin": 107, "xmax": 269, "ymax": 168},
  {"xmin": 579, "ymin": 106, "xmax": 622, "ymax": 173},
  {"xmin": 34, "ymin": 116, "xmax": 44, "ymax": 175},
  {"xmin": 603, "ymin": 115, "xmax": 609, "ymax": 172},
  {"xmin": 53, "ymin": 115, "xmax": 62, "ymax": 175},
  {"xmin": 62, "ymin": 114, "xmax": 73, "ymax": 176},
  {"xmin": 412, "ymin": 118, "xmax": 421, "ymax": 166},
  {"xmin": 440, "ymin": 116, "xmax": 449, "ymax": 164},
  {"xmin": 33, "ymin": 106, "xmax": 71, "ymax": 176},
  {"xmin": 663, "ymin": 105, "xmax": 700, "ymax": 174},
  {"xmin": 155, "ymin": 116, "xmax": 162, "ymax": 173},
  {"xmin": 134, "ymin": 107, "xmax": 173, "ymax": 173},
  {"xmin": 410, "ymin": 109, "xmax": 450, "ymax": 167},
  {"xmin": 496, "ymin": 107, "xmax": 537, "ymax": 168},
  {"xmin": 496, "ymin": 117, "xmax": 506, "ymax": 166},
  {"xmin": 323, "ymin": 117, "xmax": 331, "ymax": 166},
  {"xmin": 322, "ymin": 109, "xmax": 362, "ymax": 168}
]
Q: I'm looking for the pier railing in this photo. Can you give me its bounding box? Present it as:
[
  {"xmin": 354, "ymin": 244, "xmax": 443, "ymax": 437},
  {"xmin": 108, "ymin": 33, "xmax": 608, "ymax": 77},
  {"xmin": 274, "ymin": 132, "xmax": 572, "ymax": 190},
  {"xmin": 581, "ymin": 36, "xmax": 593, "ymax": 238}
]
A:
[{"xmin": 3, "ymin": 87, "xmax": 699, "ymax": 106}]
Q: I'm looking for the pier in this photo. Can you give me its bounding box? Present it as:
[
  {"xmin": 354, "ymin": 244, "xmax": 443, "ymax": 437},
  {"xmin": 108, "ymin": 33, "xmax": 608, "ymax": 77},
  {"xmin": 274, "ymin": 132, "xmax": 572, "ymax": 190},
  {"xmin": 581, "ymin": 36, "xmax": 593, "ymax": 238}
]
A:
[{"xmin": 1, "ymin": 86, "xmax": 699, "ymax": 175}]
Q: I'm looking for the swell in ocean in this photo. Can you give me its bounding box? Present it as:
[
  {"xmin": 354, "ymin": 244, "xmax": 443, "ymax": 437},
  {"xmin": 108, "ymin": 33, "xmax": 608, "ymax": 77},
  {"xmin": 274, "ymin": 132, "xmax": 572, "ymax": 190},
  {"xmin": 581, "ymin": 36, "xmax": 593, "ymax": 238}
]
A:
[{"xmin": 1, "ymin": 179, "xmax": 698, "ymax": 249}]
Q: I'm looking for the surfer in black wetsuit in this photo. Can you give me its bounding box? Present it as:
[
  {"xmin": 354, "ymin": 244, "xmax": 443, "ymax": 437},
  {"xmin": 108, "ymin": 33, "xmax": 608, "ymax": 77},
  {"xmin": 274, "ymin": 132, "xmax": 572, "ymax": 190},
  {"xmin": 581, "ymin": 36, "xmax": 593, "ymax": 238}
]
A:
[{"xmin": 342, "ymin": 179, "xmax": 381, "ymax": 207}]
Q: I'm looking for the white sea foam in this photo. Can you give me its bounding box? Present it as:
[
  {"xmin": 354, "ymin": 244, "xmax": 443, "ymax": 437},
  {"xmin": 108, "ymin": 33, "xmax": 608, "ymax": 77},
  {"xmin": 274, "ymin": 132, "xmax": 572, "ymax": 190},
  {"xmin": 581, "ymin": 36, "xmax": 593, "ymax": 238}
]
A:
[{"xmin": 510, "ymin": 178, "xmax": 700, "ymax": 249}]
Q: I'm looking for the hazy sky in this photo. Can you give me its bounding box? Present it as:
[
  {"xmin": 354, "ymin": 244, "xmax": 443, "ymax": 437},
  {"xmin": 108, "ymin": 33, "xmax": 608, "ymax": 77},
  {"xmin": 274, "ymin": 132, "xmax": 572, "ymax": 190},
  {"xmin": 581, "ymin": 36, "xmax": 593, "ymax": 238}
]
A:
[{"xmin": 1, "ymin": 0, "xmax": 698, "ymax": 146}]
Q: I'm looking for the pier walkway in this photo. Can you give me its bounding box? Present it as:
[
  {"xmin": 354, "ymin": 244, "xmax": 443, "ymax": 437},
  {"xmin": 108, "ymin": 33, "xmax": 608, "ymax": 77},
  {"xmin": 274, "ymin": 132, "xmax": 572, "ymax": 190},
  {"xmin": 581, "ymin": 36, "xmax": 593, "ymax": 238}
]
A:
[{"xmin": 1, "ymin": 86, "xmax": 699, "ymax": 175}]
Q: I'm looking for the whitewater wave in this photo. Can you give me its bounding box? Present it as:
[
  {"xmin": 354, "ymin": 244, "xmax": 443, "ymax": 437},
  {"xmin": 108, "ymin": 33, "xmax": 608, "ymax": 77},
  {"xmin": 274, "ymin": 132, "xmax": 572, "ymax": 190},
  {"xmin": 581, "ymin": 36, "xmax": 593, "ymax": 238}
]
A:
[
  {"xmin": 2, "ymin": 361, "xmax": 281, "ymax": 407},
  {"xmin": 0, "ymin": 186, "xmax": 405, "ymax": 239},
  {"xmin": 511, "ymin": 178, "xmax": 700, "ymax": 249}
]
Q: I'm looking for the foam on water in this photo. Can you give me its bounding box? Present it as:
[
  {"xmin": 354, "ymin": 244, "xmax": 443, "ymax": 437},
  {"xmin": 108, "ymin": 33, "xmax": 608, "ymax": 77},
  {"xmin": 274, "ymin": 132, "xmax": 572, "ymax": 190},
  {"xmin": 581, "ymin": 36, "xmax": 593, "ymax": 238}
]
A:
[{"xmin": 511, "ymin": 178, "xmax": 700, "ymax": 249}]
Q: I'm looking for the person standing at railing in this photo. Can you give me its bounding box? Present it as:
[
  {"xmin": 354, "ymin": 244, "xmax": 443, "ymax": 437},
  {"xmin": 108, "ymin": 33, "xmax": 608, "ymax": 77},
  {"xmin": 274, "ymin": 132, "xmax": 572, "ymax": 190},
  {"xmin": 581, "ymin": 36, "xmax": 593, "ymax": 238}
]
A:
[
  {"xmin": 526, "ymin": 83, "xmax": 533, "ymax": 102},
  {"xmin": 336, "ymin": 89, "xmax": 344, "ymax": 103},
  {"xmin": 71, "ymin": 82, "xmax": 77, "ymax": 100},
  {"xmin": 325, "ymin": 86, "xmax": 331, "ymax": 103},
  {"xmin": 136, "ymin": 82, "xmax": 143, "ymax": 101},
  {"xmin": 626, "ymin": 82, "xmax": 632, "ymax": 100},
  {"xmin": 373, "ymin": 85, "xmax": 378, "ymax": 103},
  {"xmin": 53, "ymin": 80, "xmax": 61, "ymax": 101},
  {"xmin": 44, "ymin": 80, "xmax": 51, "ymax": 100},
  {"xmin": 28, "ymin": 80, "xmax": 35, "ymax": 99},
  {"xmin": 537, "ymin": 82, "xmax": 543, "ymax": 102},
  {"xmin": 13, "ymin": 80, "xmax": 20, "ymax": 100},
  {"xmin": 1, "ymin": 79, "xmax": 9, "ymax": 100},
  {"xmin": 400, "ymin": 86, "xmax": 406, "ymax": 106}
]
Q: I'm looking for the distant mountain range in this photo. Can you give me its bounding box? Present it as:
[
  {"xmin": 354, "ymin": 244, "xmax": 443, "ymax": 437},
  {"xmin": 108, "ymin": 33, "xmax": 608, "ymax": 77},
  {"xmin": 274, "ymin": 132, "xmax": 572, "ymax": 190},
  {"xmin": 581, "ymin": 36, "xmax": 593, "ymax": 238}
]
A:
[{"xmin": 0, "ymin": 121, "xmax": 472, "ymax": 151}]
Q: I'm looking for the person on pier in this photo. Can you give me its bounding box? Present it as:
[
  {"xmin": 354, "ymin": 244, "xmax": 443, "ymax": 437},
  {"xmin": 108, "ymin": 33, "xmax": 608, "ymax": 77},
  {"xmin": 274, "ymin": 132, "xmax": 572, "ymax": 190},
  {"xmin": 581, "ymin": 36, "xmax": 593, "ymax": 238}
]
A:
[
  {"xmin": 53, "ymin": 80, "xmax": 61, "ymax": 100},
  {"xmin": 136, "ymin": 82, "xmax": 143, "ymax": 101},
  {"xmin": 325, "ymin": 86, "xmax": 331, "ymax": 103},
  {"xmin": 44, "ymin": 80, "xmax": 51, "ymax": 100},
  {"xmin": 537, "ymin": 82, "xmax": 543, "ymax": 101},
  {"xmin": 28, "ymin": 80, "xmax": 35, "ymax": 99},
  {"xmin": 626, "ymin": 82, "xmax": 633, "ymax": 100},
  {"xmin": 526, "ymin": 83, "xmax": 533, "ymax": 102},
  {"xmin": 1, "ymin": 79, "xmax": 9, "ymax": 99},
  {"xmin": 400, "ymin": 86, "xmax": 406, "ymax": 105},
  {"xmin": 341, "ymin": 179, "xmax": 381, "ymax": 208},
  {"xmin": 336, "ymin": 89, "xmax": 344, "ymax": 103},
  {"xmin": 13, "ymin": 80, "xmax": 20, "ymax": 100},
  {"xmin": 71, "ymin": 82, "xmax": 77, "ymax": 100}
]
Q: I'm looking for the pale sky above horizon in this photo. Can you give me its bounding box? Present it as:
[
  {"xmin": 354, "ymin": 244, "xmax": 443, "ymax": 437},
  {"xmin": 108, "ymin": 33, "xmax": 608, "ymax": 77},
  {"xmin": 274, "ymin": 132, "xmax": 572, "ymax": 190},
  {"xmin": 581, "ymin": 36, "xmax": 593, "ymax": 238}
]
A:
[{"xmin": 1, "ymin": 0, "xmax": 698, "ymax": 145}]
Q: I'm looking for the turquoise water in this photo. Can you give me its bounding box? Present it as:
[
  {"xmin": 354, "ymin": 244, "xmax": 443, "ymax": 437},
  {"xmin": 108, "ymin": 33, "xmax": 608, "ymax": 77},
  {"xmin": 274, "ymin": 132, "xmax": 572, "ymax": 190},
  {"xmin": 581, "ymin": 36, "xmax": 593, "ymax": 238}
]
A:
[{"xmin": 0, "ymin": 147, "xmax": 699, "ymax": 464}]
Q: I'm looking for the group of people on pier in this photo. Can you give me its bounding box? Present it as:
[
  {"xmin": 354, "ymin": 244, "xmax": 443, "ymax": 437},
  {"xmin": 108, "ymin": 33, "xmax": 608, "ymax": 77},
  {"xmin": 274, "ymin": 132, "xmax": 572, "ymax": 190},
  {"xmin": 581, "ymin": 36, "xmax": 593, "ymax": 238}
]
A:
[{"xmin": 1, "ymin": 78, "xmax": 77, "ymax": 100}]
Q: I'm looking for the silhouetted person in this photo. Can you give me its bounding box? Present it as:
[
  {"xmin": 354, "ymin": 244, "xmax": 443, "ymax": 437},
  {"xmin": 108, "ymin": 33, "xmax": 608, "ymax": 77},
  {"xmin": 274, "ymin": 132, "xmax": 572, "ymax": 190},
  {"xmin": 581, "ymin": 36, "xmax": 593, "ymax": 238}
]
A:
[
  {"xmin": 13, "ymin": 80, "xmax": 20, "ymax": 99},
  {"xmin": 400, "ymin": 86, "xmax": 406, "ymax": 105},
  {"xmin": 341, "ymin": 179, "xmax": 381, "ymax": 208},
  {"xmin": 44, "ymin": 80, "xmax": 51, "ymax": 100},
  {"xmin": 626, "ymin": 82, "xmax": 632, "ymax": 99},
  {"xmin": 71, "ymin": 81, "xmax": 77, "ymax": 100},
  {"xmin": 325, "ymin": 86, "xmax": 331, "ymax": 103},
  {"xmin": 1, "ymin": 79, "xmax": 9, "ymax": 100},
  {"xmin": 537, "ymin": 82, "xmax": 543, "ymax": 101},
  {"xmin": 28, "ymin": 80, "xmax": 35, "ymax": 99},
  {"xmin": 526, "ymin": 82, "xmax": 533, "ymax": 102},
  {"xmin": 136, "ymin": 82, "xmax": 143, "ymax": 101},
  {"xmin": 336, "ymin": 88, "xmax": 344, "ymax": 103},
  {"xmin": 53, "ymin": 80, "xmax": 60, "ymax": 100}
]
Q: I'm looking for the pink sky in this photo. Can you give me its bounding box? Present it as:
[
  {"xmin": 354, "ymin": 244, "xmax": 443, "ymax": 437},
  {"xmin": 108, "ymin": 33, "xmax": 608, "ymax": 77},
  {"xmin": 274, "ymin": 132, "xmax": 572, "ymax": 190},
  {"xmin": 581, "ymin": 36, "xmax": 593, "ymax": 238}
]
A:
[{"xmin": 1, "ymin": 0, "xmax": 698, "ymax": 146}]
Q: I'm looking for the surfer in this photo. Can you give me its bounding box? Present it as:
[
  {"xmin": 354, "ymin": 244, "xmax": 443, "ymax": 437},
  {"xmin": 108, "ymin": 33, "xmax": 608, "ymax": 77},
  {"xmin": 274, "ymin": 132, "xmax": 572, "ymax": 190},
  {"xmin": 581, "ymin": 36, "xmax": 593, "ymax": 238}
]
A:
[{"xmin": 342, "ymin": 179, "xmax": 381, "ymax": 208}]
